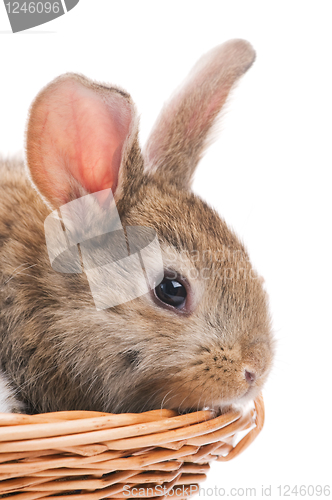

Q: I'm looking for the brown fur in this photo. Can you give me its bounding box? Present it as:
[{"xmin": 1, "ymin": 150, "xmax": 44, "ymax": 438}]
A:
[
  {"xmin": 0, "ymin": 39, "xmax": 274, "ymax": 414},
  {"xmin": 143, "ymin": 39, "xmax": 256, "ymax": 188}
]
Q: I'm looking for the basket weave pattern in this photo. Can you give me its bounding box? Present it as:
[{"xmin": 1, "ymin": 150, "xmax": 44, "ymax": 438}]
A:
[{"xmin": 0, "ymin": 395, "xmax": 264, "ymax": 500}]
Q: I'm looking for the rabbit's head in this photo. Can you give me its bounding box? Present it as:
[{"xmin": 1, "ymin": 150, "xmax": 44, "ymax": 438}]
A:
[{"xmin": 20, "ymin": 39, "xmax": 274, "ymax": 414}]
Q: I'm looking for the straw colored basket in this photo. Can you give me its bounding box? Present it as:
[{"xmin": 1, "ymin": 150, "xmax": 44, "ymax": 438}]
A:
[{"xmin": 0, "ymin": 394, "xmax": 264, "ymax": 500}]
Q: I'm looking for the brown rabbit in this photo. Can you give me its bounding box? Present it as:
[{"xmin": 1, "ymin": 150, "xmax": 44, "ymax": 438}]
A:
[{"xmin": 0, "ymin": 39, "xmax": 274, "ymax": 414}]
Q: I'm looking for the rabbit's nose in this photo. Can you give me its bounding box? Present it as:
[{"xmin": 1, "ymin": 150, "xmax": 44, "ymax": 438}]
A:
[{"xmin": 244, "ymin": 369, "xmax": 256, "ymax": 383}]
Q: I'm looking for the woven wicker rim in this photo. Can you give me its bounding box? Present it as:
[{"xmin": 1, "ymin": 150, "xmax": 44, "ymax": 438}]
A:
[{"xmin": 0, "ymin": 394, "xmax": 264, "ymax": 500}]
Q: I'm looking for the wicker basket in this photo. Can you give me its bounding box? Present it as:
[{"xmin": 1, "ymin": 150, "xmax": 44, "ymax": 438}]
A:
[{"xmin": 0, "ymin": 394, "xmax": 264, "ymax": 500}]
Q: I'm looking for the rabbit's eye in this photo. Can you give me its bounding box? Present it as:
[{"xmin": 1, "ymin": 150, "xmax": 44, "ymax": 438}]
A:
[{"xmin": 155, "ymin": 277, "xmax": 187, "ymax": 309}]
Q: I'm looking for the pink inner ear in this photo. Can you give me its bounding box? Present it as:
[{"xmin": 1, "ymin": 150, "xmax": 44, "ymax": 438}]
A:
[{"xmin": 27, "ymin": 77, "xmax": 132, "ymax": 207}]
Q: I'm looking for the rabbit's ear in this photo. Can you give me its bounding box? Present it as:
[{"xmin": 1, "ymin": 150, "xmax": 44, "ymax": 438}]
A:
[
  {"xmin": 143, "ymin": 39, "xmax": 255, "ymax": 189},
  {"xmin": 26, "ymin": 73, "xmax": 142, "ymax": 209}
]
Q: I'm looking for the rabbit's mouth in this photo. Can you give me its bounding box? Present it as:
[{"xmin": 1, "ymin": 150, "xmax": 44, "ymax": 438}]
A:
[
  {"xmin": 177, "ymin": 402, "xmax": 244, "ymax": 417},
  {"xmin": 230, "ymin": 385, "xmax": 260, "ymax": 410},
  {"xmin": 198, "ymin": 390, "xmax": 258, "ymax": 416},
  {"xmin": 172, "ymin": 383, "xmax": 260, "ymax": 416}
]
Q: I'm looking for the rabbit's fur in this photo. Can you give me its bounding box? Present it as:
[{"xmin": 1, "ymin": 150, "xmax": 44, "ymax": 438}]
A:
[{"xmin": 0, "ymin": 40, "xmax": 274, "ymax": 414}]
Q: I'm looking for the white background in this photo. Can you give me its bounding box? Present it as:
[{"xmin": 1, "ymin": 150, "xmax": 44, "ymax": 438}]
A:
[{"xmin": 1, "ymin": 1, "xmax": 332, "ymax": 498}]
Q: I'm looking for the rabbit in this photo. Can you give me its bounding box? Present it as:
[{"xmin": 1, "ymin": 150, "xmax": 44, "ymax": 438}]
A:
[{"xmin": 0, "ymin": 39, "xmax": 274, "ymax": 415}]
